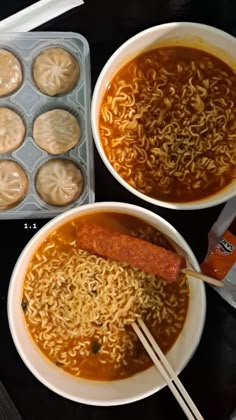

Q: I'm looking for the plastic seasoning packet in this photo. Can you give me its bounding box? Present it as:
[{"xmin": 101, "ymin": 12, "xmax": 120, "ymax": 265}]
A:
[{"xmin": 201, "ymin": 197, "xmax": 236, "ymax": 308}]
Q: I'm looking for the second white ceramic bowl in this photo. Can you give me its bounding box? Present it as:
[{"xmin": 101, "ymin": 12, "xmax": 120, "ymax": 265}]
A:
[{"xmin": 91, "ymin": 22, "xmax": 236, "ymax": 210}]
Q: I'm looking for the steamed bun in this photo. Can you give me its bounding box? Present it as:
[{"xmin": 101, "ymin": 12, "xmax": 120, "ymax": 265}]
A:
[
  {"xmin": 33, "ymin": 48, "xmax": 80, "ymax": 96},
  {"xmin": 0, "ymin": 160, "xmax": 28, "ymax": 209},
  {"xmin": 36, "ymin": 159, "xmax": 83, "ymax": 206},
  {"xmin": 0, "ymin": 49, "xmax": 22, "ymax": 96},
  {"xmin": 33, "ymin": 109, "xmax": 80, "ymax": 154},
  {"xmin": 0, "ymin": 108, "xmax": 25, "ymax": 154}
]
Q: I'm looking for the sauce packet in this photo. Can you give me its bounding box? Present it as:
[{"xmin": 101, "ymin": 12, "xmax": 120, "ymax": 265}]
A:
[{"xmin": 201, "ymin": 197, "xmax": 236, "ymax": 308}]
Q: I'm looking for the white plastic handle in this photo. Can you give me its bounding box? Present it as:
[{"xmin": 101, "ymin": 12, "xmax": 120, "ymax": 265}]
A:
[{"xmin": 0, "ymin": 0, "xmax": 84, "ymax": 32}]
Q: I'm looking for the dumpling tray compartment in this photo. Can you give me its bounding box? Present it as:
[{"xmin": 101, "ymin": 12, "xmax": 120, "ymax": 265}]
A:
[{"xmin": 0, "ymin": 32, "xmax": 94, "ymax": 219}]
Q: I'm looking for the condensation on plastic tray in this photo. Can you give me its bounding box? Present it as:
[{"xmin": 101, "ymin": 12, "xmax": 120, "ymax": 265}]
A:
[{"xmin": 0, "ymin": 32, "xmax": 94, "ymax": 219}]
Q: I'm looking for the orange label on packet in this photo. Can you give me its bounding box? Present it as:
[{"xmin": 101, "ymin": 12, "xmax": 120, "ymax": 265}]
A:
[{"xmin": 201, "ymin": 230, "xmax": 236, "ymax": 280}]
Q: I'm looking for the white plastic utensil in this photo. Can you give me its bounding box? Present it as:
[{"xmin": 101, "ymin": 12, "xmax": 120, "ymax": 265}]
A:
[{"xmin": 0, "ymin": 0, "xmax": 84, "ymax": 32}]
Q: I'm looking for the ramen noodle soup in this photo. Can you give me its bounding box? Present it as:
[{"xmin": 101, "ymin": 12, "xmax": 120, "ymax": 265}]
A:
[
  {"xmin": 22, "ymin": 212, "xmax": 189, "ymax": 381},
  {"xmin": 99, "ymin": 47, "xmax": 236, "ymax": 202}
]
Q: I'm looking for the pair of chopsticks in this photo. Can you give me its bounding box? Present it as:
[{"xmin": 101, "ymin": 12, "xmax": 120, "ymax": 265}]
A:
[{"xmin": 132, "ymin": 318, "xmax": 204, "ymax": 420}]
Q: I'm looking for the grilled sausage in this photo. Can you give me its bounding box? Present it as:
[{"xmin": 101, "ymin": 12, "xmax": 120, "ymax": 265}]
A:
[{"xmin": 76, "ymin": 222, "xmax": 186, "ymax": 282}]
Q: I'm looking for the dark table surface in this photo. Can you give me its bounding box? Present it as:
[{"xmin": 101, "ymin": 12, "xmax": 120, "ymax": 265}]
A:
[{"xmin": 0, "ymin": 1, "xmax": 236, "ymax": 419}]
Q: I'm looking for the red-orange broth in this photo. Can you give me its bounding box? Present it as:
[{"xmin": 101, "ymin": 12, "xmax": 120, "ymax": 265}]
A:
[{"xmin": 22, "ymin": 212, "xmax": 189, "ymax": 380}]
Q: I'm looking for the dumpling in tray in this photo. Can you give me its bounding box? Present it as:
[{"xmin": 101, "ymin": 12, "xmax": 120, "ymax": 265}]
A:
[
  {"xmin": 0, "ymin": 49, "xmax": 22, "ymax": 96},
  {"xmin": 36, "ymin": 159, "xmax": 83, "ymax": 206},
  {"xmin": 0, "ymin": 108, "xmax": 25, "ymax": 154},
  {"xmin": 0, "ymin": 160, "xmax": 28, "ymax": 209},
  {"xmin": 33, "ymin": 48, "xmax": 80, "ymax": 96},
  {"xmin": 33, "ymin": 109, "xmax": 80, "ymax": 154}
]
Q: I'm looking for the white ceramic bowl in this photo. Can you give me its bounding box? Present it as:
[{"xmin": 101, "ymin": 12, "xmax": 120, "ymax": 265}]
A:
[
  {"xmin": 91, "ymin": 22, "xmax": 236, "ymax": 210},
  {"xmin": 8, "ymin": 202, "xmax": 206, "ymax": 406}
]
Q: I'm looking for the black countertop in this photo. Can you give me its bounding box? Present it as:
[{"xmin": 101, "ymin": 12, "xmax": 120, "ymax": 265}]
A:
[{"xmin": 0, "ymin": 1, "xmax": 236, "ymax": 419}]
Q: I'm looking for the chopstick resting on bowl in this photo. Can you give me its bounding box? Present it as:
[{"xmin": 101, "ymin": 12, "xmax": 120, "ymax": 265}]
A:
[
  {"xmin": 76, "ymin": 222, "xmax": 224, "ymax": 288},
  {"xmin": 182, "ymin": 268, "xmax": 224, "ymax": 287},
  {"xmin": 132, "ymin": 319, "xmax": 204, "ymax": 420}
]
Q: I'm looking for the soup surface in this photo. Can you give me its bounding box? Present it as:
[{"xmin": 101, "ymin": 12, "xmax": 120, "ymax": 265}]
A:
[
  {"xmin": 22, "ymin": 212, "xmax": 189, "ymax": 380},
  {"xmin": 99, "ymin": 47, "xmax": 236, "ymax": 202}
]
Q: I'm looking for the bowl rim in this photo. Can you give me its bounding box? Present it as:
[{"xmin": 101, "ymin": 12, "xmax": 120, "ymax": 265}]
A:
[
  {"xmin": 7, "ymin": 202, "xmax": 206, "ymax": 405},
  {"xmin": 91, "ymin": 21, "xmax": 236, "ymax": 210}
]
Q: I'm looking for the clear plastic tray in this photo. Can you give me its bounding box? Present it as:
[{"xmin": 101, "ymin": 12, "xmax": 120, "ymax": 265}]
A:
[{"xmin": 0, "ymin": 32, "xmax": 94, "ymax": 219}]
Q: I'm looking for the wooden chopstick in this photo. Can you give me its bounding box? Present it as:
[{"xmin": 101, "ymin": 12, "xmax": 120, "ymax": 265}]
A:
[
  {"xmin": 182, "ymin": 268, "xmax": 224, "ymax": 288},
  {"xmin": 132, "ymin": 319, "xmax": 204, "ymax": 420}
]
